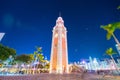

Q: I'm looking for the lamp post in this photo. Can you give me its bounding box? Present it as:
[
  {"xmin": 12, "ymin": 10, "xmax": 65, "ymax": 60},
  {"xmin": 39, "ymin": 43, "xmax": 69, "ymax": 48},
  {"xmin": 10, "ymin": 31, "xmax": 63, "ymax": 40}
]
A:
[{"xmin": 116, "ymin": 44, "xmax": 120, "ymax": 55}]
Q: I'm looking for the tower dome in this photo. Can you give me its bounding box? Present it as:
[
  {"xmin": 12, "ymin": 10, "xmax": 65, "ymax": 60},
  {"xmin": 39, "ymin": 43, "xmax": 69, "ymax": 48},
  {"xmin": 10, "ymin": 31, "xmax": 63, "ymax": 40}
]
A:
[{"xmin": 56, "ymin": 17, "xmax": 64, "ymax": 23}]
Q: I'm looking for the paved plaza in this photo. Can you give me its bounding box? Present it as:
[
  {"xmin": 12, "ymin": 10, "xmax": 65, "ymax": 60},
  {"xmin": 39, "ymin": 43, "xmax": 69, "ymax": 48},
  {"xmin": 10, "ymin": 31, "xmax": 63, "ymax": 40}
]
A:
[{"xmin": 0, "ymin": 73, "xmax": 120, "ymax": 80}]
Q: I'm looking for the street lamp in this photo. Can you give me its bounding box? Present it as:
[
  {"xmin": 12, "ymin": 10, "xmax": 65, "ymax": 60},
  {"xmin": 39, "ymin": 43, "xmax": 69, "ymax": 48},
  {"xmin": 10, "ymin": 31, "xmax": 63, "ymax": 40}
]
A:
[{"xmin": 116, "ymin": 44, "xmax": 120, "ymax": 55}]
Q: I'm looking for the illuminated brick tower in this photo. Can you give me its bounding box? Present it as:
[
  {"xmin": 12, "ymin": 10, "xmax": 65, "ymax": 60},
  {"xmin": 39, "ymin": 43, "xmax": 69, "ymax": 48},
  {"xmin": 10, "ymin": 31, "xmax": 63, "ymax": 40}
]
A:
[{"xmin": 50, "ymin": 16, "xmax": 69, "ymax": 74}]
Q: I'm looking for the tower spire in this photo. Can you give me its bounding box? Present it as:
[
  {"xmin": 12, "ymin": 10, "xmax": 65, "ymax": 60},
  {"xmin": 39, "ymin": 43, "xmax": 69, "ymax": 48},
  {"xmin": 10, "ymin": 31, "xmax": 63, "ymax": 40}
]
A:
[{"xmin": 59, "ymin": 12, "xmax": 61, "ymax": 17}]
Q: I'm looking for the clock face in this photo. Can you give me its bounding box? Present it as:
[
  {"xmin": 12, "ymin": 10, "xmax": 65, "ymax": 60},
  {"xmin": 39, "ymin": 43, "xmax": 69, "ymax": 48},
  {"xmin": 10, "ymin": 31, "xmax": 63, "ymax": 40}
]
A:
[
  {"xmin": 62, "ymin": 34, "xmax": 65, "ymax": 37},
  {"xmin": 55, "ymin": 33, "xmax": 58, "ymax": 37},
  {"xmin": 56, "ymin": 23, "xmax": 62, "ymax": 27}
]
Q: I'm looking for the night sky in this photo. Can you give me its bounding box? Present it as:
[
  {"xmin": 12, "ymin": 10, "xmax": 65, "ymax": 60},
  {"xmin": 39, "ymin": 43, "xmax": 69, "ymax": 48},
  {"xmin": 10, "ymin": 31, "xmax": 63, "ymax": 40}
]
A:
[{"xmin": 0, "ymin": 0, "xmax": 120, "ymax": 63}]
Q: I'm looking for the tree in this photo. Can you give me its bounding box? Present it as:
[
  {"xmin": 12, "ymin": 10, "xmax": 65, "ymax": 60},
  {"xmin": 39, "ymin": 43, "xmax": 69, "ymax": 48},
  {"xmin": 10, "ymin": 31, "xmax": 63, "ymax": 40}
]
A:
[
  {"xmin": 101, "ymin": 6, "xmax": 120, "ymax": 48},
  {"xmin": 33, "ymin": 47, "xmax": 44, "ymax": 69},
  {"xmin": 44, "ymin": 61, "xmax": 50, "ymax": 69},
  {"xmin": 29, "ymin": 54, "xmax": 34, "ymax": 61},
  {"xmin": 105, "ymin": 48, "xmax": 119, "ymax": 72},
  {"xmin": 15, "ymin": 54, "xmax": 33, "ymax": 63},
  {"xmin": 101, "ymin": 22, "xmax": 120, "ymax": 49},
  {"xmin": 0, "ymin": 44, "xmax": 16, "ymax": 60},
  {"xmin": 35, "ymin": 47, "xmax": 44, "ymax": 62}
]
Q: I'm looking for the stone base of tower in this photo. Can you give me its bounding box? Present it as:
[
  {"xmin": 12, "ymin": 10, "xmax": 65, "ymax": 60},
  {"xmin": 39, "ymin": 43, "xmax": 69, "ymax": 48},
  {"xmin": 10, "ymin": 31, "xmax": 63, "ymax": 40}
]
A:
[{"xmin": 49, "ymin": 67, "xmax": 69, "ymax": 74}]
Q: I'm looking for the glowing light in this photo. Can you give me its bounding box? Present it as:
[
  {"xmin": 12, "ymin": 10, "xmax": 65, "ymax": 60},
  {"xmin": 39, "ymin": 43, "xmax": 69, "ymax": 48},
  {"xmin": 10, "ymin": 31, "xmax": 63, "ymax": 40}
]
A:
[
  {"xmin": 27, "ymin": 65, "xmax": 30, "ymax": 67},
  {"xmin": 62, "ymin": 34, "xmax": 64, "ymax": 37},
  {"xmin": 21, "ymin": 64, "xmax": 24, "ymax": 67},
  {"xmin": 55, "ymin": 33, "xmax": 58, "ymax": 37},
  {"xmin": 82, "ymin": 61, "xmax": 85, "ymax": 64},
  {"xmin": 116, "ymin": 44, "xmax": 120, "ymax": 50}
]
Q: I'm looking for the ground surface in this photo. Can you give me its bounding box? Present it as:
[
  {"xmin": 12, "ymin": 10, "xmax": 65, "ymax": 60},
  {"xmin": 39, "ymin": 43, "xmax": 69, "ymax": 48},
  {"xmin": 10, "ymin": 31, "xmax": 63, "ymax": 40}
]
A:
[{"xmin": 0, "ymin": 73, "xmax": 120, "ymax": 80}]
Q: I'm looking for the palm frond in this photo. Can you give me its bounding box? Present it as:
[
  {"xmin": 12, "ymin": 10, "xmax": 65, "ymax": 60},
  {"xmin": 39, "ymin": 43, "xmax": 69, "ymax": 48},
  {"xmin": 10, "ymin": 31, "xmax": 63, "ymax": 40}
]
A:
[
  {"xmin": 106, "ymin": 32, "xmax": 112, "ymax": 40},
  {"xmin": 105, "ymin": 47, "xmax": 117, "ymax": 56},
  {"xmin": 117, "ymin": 6, "xmax": 120, "ymax": 10},
  {"xmin": 100, "ymin": 25, "xmax": 108, "ymax": 31},
  {"xmin": 112, "ymin": 22, "xmax": 120, "ymax": 29},
  {"xmin": 112, "ymin": 51, "xmax": 117, "ymax": 55},
  {"xmin": 101, "ymin": 24, "xmax": 114, "ymax": 32}
]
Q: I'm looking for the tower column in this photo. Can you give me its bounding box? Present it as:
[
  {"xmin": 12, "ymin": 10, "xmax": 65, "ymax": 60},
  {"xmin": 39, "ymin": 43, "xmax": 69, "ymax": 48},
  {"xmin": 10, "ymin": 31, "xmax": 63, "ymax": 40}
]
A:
[
  {"xmin": 57, "ymin": 27, "xmax": 63, "ymax": 73},
  {"xmin": 65, "ymin": 31, "xmax": 69, "ymax": 73},
  {"xmin": 50, "ymin": 30, "xmax": 55, "ymax": 73}
]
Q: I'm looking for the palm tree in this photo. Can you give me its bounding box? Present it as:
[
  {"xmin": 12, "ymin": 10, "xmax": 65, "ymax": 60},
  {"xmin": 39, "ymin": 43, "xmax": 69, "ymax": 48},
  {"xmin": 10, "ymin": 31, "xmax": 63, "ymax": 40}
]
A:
[
  {"xmin": 101, "ymin": 22, "xmax": 120, "ymax": 46},
  {"xmin": 34, "ymin": 47, "xmax": 44, "ymax": 69},
  {"xmin": 101, "ymin": 6, "xmax": 120, "ymax": 48},
  {"xmin": 105, "ymin": 48, "xmax": 119, "ymax": 71}
]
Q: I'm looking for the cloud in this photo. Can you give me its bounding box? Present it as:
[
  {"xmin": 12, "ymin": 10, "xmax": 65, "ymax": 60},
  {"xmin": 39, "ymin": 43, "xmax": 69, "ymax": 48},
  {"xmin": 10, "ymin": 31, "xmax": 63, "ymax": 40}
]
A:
[{"xmin": 2, "ymin": 13, "xmax": 38, "ymax": 32}]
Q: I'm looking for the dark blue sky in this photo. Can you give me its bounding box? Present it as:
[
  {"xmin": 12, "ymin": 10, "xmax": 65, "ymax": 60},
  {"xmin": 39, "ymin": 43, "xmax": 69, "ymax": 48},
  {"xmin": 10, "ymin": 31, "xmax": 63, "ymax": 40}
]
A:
[{"xmin": 0, "ymin": 0, "xmax": 120, "ymax": 62}]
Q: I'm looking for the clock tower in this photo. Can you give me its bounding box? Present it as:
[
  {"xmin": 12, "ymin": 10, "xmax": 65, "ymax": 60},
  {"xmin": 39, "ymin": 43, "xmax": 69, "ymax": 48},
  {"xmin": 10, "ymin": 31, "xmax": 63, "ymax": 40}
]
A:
[{"xmin": 50, "ymin": 16, "xmax": 69, "ymax": 74}]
